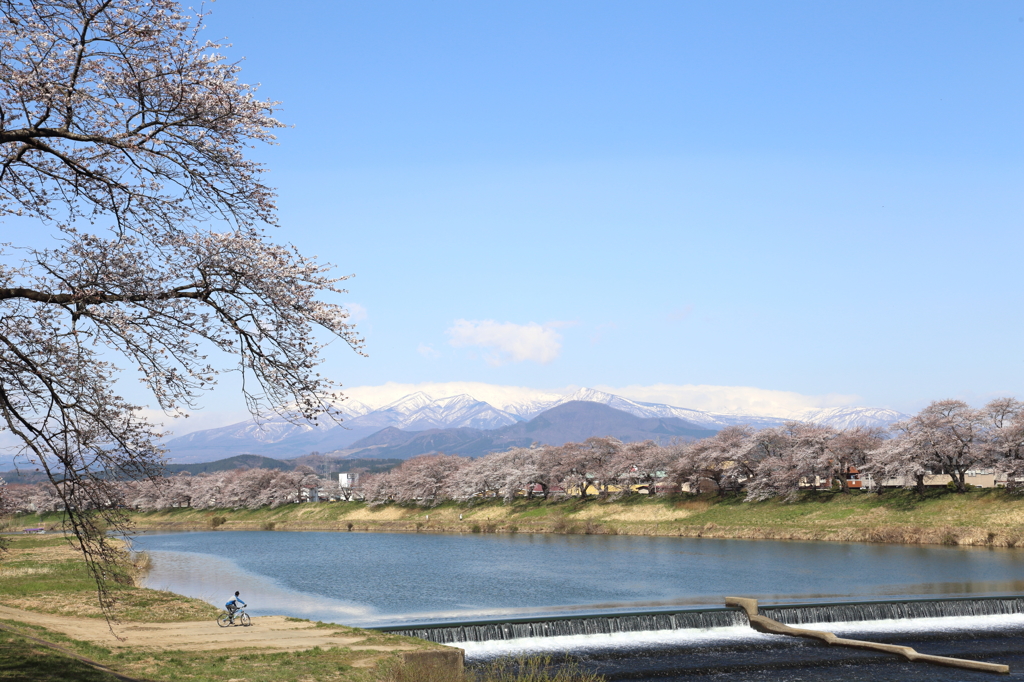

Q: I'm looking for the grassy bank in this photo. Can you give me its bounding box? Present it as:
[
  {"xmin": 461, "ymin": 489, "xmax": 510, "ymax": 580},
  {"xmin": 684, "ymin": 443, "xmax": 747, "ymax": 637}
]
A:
[
  {"xmin": 0, "ymin": 535, "xmax": 459, "ymax": 682},
  {"xmin": 0, "ymin": 535, "xmax": 219, "ymax": 622},
  {"xmin": 0, "ymin": 536, "xmax": 601, "ymax": 682},
  {"xmin": 12, "ymin": 488, "xmax": 1016, "ymax": 547}
]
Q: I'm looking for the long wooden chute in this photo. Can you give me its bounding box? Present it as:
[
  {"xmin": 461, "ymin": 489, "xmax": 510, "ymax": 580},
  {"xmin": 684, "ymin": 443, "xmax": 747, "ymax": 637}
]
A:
[{"xmin": 725, "ymin": 597, "xmax": 1009, "ymax": 675}]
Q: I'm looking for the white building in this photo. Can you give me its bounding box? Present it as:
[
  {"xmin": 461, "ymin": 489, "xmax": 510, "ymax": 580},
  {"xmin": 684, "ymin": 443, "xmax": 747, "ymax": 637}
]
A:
[{"xmin": 339, "ymin": 472, "xmax": 359, "ymax": 488}]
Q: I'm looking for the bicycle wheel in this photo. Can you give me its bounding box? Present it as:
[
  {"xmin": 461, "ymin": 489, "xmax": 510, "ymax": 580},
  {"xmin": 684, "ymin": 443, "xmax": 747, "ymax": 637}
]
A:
[
  {"xmin": 217, "ymin": 613, "xmax": 232, "ymax": 627},
  {"xmin": 240, "ymin": 612, "xmax": 251, "ymax": 627}
]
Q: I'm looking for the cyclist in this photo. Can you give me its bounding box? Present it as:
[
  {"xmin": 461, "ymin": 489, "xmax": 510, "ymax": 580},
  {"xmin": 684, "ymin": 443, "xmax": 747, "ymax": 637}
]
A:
[{"xmin": 225, "ymin": 591, "xmax": 246, "ymax": 623}]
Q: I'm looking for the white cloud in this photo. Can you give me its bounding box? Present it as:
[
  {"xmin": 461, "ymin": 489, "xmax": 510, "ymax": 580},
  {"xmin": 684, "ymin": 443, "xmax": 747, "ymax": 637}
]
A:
[
  {"xmin": 345, "ymin": 302, "xmax": 368, "ymax": 322},
  {"xmin": 592, "ymin": 383, "xmax": 860, "ymax": 418},
  {"xmin": 447, "ymin": 319, "xmax": 563, "ymax": 365},
  {"xmin": 417, "ymin": 343, "xmax": 440, "ymax": 359}
]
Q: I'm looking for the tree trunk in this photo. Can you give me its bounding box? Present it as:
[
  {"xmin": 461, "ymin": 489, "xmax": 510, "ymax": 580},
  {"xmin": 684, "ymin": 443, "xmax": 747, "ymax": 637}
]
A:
[{"xmin": 915, "ymin": 473, "xmax": 926, "ymax": 495}]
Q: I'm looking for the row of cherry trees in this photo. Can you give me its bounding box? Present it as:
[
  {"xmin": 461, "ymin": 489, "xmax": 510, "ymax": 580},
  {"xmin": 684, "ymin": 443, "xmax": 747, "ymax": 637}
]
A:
[
  {"xmin": 1, "ymin": 465, "xmax": 347, "ymax": 514},
  {"xmin": 3, "ymin": 398, "xmax": 1022, "ymax": 514},
  {"xmin": 358, "ymin": 398, "xmax": 1024, "ymax": 504}
]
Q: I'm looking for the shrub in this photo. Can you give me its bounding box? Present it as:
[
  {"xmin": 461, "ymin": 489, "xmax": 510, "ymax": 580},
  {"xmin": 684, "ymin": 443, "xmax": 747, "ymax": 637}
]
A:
[{"xmin": 210, "ymin": 516, "xmax": 227, "ymax": 528}]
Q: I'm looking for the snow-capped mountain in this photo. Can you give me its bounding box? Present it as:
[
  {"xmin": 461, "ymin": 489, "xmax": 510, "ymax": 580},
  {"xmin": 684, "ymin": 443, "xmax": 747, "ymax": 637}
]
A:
[
  {"xmin": 162, "ymin": 393, "xmax": 525, "ymax": 461},
  {"xmin": 364, "ymin": 392, "xmax": 522, "ymax": 430},
  {"xmin": 790, "ymin": 406, "xmax": 907, "ymax": 430},
  {"xmin": 161, "ymin": 399, "xmax": 372, "ymax": 460},
  {"xmin": 499, "ymin": 388, "xmax": 880, "ymax": 431},
  {"xmin": 162, "ymin": 387, "xmax": 907, "ymax": 463},
  {"xmin": 527, "ymin": 388, "xmax": 787, "ymax": 429}
]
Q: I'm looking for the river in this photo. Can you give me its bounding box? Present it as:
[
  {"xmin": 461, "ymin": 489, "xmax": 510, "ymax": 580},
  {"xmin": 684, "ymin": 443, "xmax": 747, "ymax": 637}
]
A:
[{"xmin": 133, "ymin": 530, "xmax": 1024, "ymax": 680}]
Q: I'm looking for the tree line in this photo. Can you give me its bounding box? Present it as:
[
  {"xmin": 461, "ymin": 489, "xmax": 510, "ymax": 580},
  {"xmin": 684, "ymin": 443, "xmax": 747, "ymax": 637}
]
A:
[
  {"xmin": 3, "ymin": 398, "xmax": 1022, "ymax": 515},
  {"xmin": 358, "ymin": 398, "xmax": 1024, "ymax": 504}
]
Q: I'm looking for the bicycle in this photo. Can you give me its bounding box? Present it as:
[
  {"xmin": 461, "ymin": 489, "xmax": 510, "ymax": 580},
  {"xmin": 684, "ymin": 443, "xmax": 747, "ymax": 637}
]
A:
[{"xmin": 217, "ymin": 607, "xmax": 251, "ymax": 627}]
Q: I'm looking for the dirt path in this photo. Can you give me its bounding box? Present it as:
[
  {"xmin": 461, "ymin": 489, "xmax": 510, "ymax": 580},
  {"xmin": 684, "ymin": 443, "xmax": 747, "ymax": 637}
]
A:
[{"xmin": 0, "ymin": 605, "xmax": 417, "ymax": 654}]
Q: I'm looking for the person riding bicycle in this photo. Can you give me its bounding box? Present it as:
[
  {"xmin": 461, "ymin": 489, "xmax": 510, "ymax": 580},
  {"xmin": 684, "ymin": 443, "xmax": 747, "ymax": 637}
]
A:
[{"xmin": 225, "ymin": 591, "xmax": 246, "ymax": 623}]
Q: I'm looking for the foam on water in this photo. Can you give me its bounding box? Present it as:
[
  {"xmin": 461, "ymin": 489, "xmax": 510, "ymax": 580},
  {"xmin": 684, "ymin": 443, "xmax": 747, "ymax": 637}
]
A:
[
  {"xmin": 460, "ymin": 610, "xmax": 1024, "ymax": 661},
  {"xmin": 461, "ymin": 625, "xmax": 766, "ymax": 660}
]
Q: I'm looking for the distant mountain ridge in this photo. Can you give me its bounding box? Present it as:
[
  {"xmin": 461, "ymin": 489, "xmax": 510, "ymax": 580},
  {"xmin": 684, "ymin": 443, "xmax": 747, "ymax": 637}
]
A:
[
  {"xmin": 163, "ymin": 386, "xmax": 907, "ymax": 463},
  {"xmin": 341, "ymin": 401, "xmax": 719, "ymax": 459}
]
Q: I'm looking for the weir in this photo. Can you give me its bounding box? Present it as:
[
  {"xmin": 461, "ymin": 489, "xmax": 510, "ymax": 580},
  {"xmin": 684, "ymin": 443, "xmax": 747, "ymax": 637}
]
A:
[
  {"xmin": 374, "ymin": 608, "xmax": 747, "ymax": 644},
  {"xmin": 373, "ymin": 596, "xmax": 1024, "ymax": 644},
  {"xmin": 761, "ymin": 596, "xmax": 1024, "ymax": 626}
]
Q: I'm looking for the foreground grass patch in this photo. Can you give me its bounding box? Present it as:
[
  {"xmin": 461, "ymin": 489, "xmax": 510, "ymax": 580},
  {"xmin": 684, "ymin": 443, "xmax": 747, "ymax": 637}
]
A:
[
  {"xmin": 0, "ymin": 619, "xmax": 393, "ymax": 682},
  {"xmin": 0, "ymin": 627, "xmax": 124, "ymax": 682},
  {"xmin": 0, "ymin": 536, "xmax": 218, "ymax": 622}
]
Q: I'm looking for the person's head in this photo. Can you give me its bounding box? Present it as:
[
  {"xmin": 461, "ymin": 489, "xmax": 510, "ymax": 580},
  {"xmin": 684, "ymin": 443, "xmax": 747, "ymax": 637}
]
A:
[{"xmin": 234, "ymin": 591, "xmax": 239, "ymax": 597}]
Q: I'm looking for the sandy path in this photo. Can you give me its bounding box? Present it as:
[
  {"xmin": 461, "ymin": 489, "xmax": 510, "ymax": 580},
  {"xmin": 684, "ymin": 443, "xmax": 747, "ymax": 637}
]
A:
[{"xmin": 0, "ymin": 605, "xmax": 416, "ymax": 653}]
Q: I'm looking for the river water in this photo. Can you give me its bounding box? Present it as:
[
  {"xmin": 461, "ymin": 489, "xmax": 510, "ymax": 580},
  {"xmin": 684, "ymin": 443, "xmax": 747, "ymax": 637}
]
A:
[{"xmin": 133, "ymin": 530, "xmax": 1024, "ymax": 680}]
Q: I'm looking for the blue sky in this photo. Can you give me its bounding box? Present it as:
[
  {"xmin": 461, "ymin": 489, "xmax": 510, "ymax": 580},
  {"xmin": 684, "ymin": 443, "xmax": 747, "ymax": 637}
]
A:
[{"xmin": 157, "ymin": 1, "xmax": 1023, "ymax": 430}]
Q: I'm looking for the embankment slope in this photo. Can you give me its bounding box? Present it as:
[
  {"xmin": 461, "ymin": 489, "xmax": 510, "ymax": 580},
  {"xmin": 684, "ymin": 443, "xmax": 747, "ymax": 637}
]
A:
[{"xmin": 30, "ymin": 489, "xmax": 1022, "ymax": 548}]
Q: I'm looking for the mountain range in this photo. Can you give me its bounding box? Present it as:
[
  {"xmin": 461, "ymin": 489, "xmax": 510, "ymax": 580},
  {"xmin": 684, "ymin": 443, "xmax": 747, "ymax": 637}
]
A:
[
  {"xmin": 337, "ymin": 401, "xmax": 720, "ymax": 459},
  {"xmin": 163, "ymin": 387, "xmax": 907, "ymax": 463}
]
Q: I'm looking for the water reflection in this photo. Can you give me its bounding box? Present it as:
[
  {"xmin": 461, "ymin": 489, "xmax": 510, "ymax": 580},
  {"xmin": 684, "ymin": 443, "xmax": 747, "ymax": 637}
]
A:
[
  {"xmin": 141, "ymin": 550, "xmax": 374, "ymax": 622},
  {"xmin": 134, "ymin": 530, "xmax": 1024, "ymax": 627}
]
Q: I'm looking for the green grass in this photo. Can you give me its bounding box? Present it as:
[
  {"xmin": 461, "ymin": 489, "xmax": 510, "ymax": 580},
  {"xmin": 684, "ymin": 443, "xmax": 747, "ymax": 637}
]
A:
[
  {"xmin": 0, "ymin": 618, "xmax": 604, "ymax": 682},
  {"xmin": 8, "ymin": 487, "xmax": 1024, "ymax": 547},
  {"xmin": 0, "ymin": 537, "xmax": 450, "ymax": 681},
  {"xmin": 0, "ymin": 626, "xmax": 125, "ymax": 682},
  {"xmin": 0, "ymin": 619, "xmax": 392, "ymax": 682},
  {"xmin": 0, "ymin": 536, "xmax": 219, "ymax": 621}
]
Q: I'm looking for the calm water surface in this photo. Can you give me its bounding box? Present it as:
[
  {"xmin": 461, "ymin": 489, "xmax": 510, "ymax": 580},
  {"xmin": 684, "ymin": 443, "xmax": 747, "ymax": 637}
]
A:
[{"xmin": 133, "ymin": 530, "xmax": 1024, "ymax": 627}]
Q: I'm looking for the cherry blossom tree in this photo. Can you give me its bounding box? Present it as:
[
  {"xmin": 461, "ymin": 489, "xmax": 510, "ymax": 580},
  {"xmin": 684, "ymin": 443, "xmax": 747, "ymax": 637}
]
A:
[
  {"xmin": 385, "ymin": 455, "xmax": 467, "ymax": 506},
  {"xmin": 824, "ymin": 427, "xmax": 884, "ymax": 492},
  {"xmin": 0, "ymin": 477, "xmax": 10, "ymax": 550},
  {"xmin": 361, "ymin": 471, "xmax": 398, "ymax": 506},
  {"xmin": 914, "ymin": 400, "xmax": 989, "ymax": 493},
  {"xmin": 983, "ymin": 398, "xmax": 1024, "ymax": 489},
  {"xmin": 863, "ymin": 420, "xmax": 930, "ymax": 494},
  {"xmin": 610, "ymin": 440, "xmax": 670, "ymax": 495},
  {"xmin": 789, "ymin": 423, "xmax": 839, "ymax": 493},
  {"xmin": 0, "ymin": 0, "xmax": 363, "ymax": 610},
  {"xmin": 450, "ymin": 446, "xmax": 551, "ymax": 502},
  {"xmin": 670, "ymin": 425, "xmax": 759, "ymax": 495},
  {"xmin": 548, "ymin": 437, "xmax": 621, "ymax": 498},
  {"xmin": 744, "ymin": 425, "xmax": 802, "ymax": 501},
  {"xmin": 548, "ymin": 442, "xmax": 594, "ymax": 499}
]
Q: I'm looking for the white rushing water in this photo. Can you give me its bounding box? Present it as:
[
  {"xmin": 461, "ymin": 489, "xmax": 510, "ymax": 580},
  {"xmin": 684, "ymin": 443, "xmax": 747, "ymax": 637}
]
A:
[{"xmin": 459, "ymin": 613, "xmax": 1024, "ymax": 661}]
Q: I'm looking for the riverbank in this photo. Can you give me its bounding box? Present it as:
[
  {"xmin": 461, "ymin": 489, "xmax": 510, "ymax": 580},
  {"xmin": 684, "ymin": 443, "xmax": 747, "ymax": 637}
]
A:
[
  {"xmin": 13, "ymin": 488, "xmax": 1022, "ymax": 548},
  {"xmin": 0, "ymin": 535, "xmax": 461, "ymax": 681}
]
